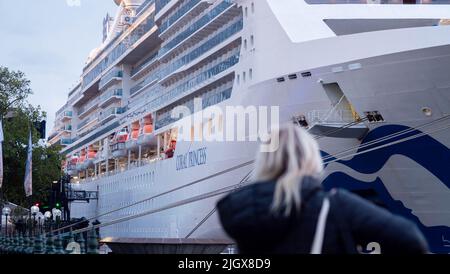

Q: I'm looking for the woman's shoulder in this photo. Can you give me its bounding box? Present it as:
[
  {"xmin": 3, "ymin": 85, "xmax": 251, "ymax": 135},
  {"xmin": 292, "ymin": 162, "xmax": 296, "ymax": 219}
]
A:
[{"xmin": 217, "ymin": 180, "xmax": 276, "ymax": 207}]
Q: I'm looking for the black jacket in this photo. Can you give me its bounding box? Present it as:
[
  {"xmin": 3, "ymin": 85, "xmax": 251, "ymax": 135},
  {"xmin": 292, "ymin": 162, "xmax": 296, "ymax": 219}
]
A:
[{"xmin": 217, "ymin": 177, "xmax": 428, "ymax": 254}]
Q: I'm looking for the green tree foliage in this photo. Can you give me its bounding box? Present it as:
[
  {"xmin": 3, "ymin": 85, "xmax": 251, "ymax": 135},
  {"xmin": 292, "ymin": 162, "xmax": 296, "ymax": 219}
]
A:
[
  {"xmin": 0, "ymin": 67, "xmax": 32, "ymax": 117},
  {"xmin": 0, "ymin": 66, "xmax": 63, "ymax": 207}
]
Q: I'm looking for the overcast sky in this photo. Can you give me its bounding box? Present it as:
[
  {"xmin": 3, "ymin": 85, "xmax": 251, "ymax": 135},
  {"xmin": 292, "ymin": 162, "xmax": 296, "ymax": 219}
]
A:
[{"xmin": 0, "ymin": 0, "xmax": 117, "ymax": 136}]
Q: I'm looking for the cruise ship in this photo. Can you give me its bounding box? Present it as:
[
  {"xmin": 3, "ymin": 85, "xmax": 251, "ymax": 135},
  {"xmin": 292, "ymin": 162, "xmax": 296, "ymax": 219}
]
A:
[{"xmin": 48, "ymin": 0, "xmax": 450, "ymax": 253}]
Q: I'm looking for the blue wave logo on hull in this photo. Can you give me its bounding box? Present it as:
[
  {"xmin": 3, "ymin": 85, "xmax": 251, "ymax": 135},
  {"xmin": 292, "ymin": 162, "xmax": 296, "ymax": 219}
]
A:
[{"xmin": 322, "ymin": 125, "xmax": 450, "ymax": 253}]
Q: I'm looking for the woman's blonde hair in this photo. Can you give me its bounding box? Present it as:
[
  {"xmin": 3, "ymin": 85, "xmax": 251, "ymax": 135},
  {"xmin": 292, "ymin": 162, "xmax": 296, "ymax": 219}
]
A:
[{"xmin": 253, "ymin": 124, "xmax": 324, "ymax": 216}]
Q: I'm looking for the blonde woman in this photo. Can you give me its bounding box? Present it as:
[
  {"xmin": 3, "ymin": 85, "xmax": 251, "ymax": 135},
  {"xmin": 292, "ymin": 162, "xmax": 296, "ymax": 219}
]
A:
[{"xmin": 217, "ymin": 124, "xmax": 428, "ymax": 254}]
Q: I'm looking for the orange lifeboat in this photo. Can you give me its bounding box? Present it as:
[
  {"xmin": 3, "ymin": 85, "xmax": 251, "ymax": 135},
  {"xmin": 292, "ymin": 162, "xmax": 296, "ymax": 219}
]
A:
[
  {"xmin": 84, "ymin": 145, "xmax": 97, "ymax": 167},
  {"xmin": 77, "ymin": 150, "xmax": 87, "ymax": 171},
  {"xmin": 111, "ymin": 128, "xmax": 129, "ymax": 158},
  {"xmin": 137, "ymin": 115, "xmax": 156, "ymax": 147},
  {"xmin": 126, "ymin": 122, "xmax": 140, "ymax": 150}
]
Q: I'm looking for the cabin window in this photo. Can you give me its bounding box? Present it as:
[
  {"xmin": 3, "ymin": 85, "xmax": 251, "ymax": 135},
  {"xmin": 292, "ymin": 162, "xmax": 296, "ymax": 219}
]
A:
[
  {"xmin": 249, "ymin": 69, "xmax": 253, "ymax": 80},
  {"xmin": 251, "ymin": 2, "xmax": 255, "ymax": 13},
  {"xmin": 245, "ymin": 6, "xmax": 248, "ymax": 17},
  {"xmin": 244, "ymin": 39, "xmax": 247, "ymax": 50},
  {"xmin": 250, "ymin": 35, "xmax": 254, "ymax": 47},
  {"xmin": 243, "ymin": 71, "xmax": 246, "ymax": 82}
]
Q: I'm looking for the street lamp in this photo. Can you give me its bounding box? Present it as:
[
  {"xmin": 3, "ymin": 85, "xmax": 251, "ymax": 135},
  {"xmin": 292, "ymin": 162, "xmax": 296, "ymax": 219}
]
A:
[
  {"xmin": 2, "ymin": 207, "xmax": 11, "ymax": 236},
  {"xmin": 44, "ymin": 211, "xmax": 52, "ymax": 232},
  {"xmin": 53, "ymin": 209, "xmax": 62, "ymax": 229},
  {"xmin": 31, "ymin": 205, "xmax": 39, "ymax": 236},
  {"xmin": 36, "ymin": 212, "xmax": 44, "ymax": 234}
]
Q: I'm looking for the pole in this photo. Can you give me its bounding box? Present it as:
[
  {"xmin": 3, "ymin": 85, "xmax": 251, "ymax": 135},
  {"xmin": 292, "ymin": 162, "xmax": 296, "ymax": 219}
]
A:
[
  {"xmin": 60, "ymin": 177, "xmax": 65, "ymax": 221},
  {"xmin": 27, "ymin": 196, "xmax": 32, "ymax": 237},
  {"xmin": 157, "ymin": 135, "xmax": 161, "ymax": 159},
  {"xmin": 62, "ymin": 175, "xmax": 70, "ymax": 221},
  {"xmin": 138, "ymin": 145, "xmax": 142, "ymax": 166},
  {"xmin": 127, "ymin": 150, "xmax": 131, "ymax": 170},
  {"xmin": 32, "ymin": 215, "xmax": 36, "ymax": 237},
  {"xmin": 5, "ymin": 214, "xmax": 7, "ymax": 236}
]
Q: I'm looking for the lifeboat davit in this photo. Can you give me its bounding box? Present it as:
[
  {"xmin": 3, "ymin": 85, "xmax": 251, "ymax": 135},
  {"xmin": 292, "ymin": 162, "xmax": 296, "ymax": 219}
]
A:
[
  {"xmin": 126, "ymin": 123, "xmax": 140, "ymax": 150},
  {"xmin": 111, "ymin": 130, "xmax": 129, "ymax": 158},
  {"xmin": 137, "ymin": 117, "xmax": 156, "ymax": 147}
]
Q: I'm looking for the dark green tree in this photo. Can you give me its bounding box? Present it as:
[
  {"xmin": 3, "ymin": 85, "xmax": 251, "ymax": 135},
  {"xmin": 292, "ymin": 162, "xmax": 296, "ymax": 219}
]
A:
[
  {"xmin": 0, "ymin": 66, "xmax": 63, "ymax": 207},
  {"xmin": 0, "ymin": 67, "xmax": 32, "ymax": 118}
]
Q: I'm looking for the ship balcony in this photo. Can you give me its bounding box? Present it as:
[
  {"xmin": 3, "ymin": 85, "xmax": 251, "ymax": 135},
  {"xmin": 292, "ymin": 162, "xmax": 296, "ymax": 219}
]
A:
[
  {"xmin": 136, "ymin": 0, "xmax": 155, "ymax": 16},
  {"xmin": 61, "ymin": 138, "xmax": 73, "ymax": 145},
  {"xmin": 47, "ymin": 131, "xmax": 59, "ymax": 143},
  {"xmin": 130, "ymin": 52, "xmax": 159, "ymax": 79},
  {"xmin": 60, "ymin": 111, "xmax": 73, "ymax": 122},
  {"xmin": 99, "ymin": 69, "xmax": 123, "ymax": 91},
  {"xmin": 158, "ymin": 0, "xmax": 206, "ymax": 38},
  {"xmin": 77, "ymin": 97, "xmax": 100, "ymax": 119},
  {"xmin": 159, "ymin": 39, "xmax": 241, "ymax": 85},
  {"xmin": 99, "ymin": 107, "xmax": 125, "ymax": 124},
  {"xmin": 77, "ymin": 115, "xmax": 99, "ymax": 132},
  {"xmin": 81, "ymin": 11, "xmax": 157, "ymax": 97},
  {"xmin": 306, "ymin": 110, "xmax": 369, "ymax": 139},
  {"xmin": 50, "ymin": 125, "xmax": 72, "ymax": 140},
  {"xmin": 158, "ymin": 0, "xmax": 237, "ymax": 61},
  {"xmin": 49, "ymin": 133, "xmax": 72, "ymax": 147},
  {"xmin": 158, "ymin": 19, "xmax": 242, "ymax": 83},
  {"xmin": 99, "ymin": 89, "xmax": 123, "ymax": 108},
  {"xmin": 145, "ymin": 54, "xmax": 238, "ymax": 112},
  {"xmin": 60, "ymin": 138, "xmax": 73, "ymax": 146},
  {"xmin": 130, "ymin": 73, "xmax": 160, "ymax": 97},
  {"xmin": 62, "ymin": 124, "xmax": 73, "ymax": 132},
  {"xmin": 155, "ymin": 0, "xmax": 177, "ymax": 21}
]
